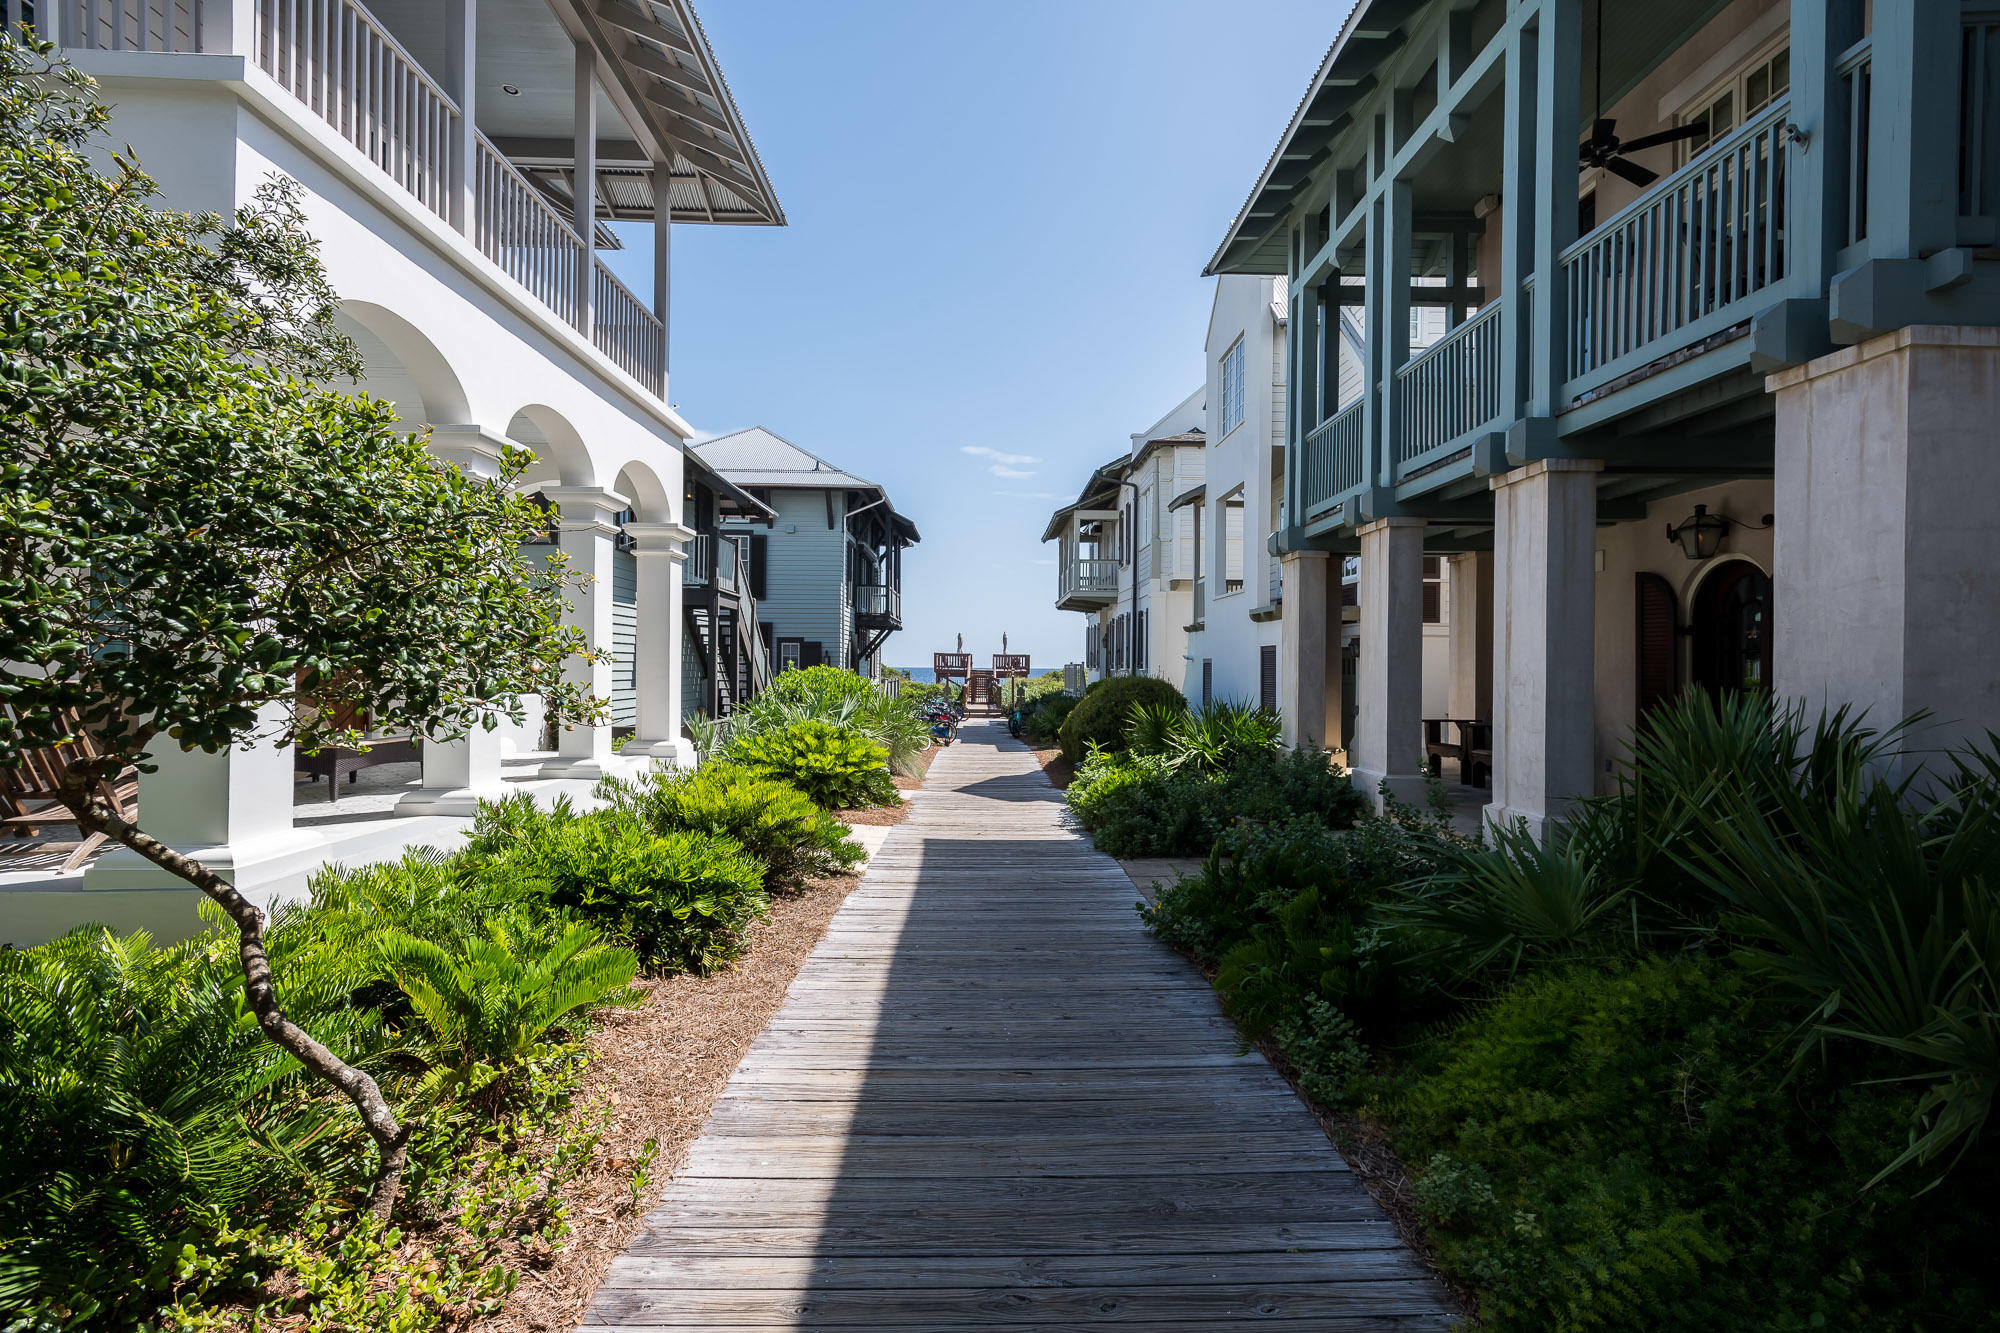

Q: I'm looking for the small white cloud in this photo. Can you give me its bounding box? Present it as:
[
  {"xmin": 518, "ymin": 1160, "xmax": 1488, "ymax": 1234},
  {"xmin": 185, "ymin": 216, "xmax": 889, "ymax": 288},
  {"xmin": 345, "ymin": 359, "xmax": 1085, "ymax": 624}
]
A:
[
  {"xmin": 990, "ymin": 465, "xmax": 1037, "ymax": 479},
  {"xmin": 962, "ymin": 445, "xmax": 1041, "ymax": 466}
]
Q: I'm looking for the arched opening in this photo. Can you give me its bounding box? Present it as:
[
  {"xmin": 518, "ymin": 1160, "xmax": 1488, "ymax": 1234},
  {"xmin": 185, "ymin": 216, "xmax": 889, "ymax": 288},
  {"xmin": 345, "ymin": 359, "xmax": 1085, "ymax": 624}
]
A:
[
  {"xmin": 335, "ymin": 303, "xmax": 470, "ymax": 426},
  {"xmin": 506, "ymin": 405, "xmax": 595, "ymax": 491},
  {"xmin": 1690, "ymin": 559, "xmax": 1773, "ymax": 697}
]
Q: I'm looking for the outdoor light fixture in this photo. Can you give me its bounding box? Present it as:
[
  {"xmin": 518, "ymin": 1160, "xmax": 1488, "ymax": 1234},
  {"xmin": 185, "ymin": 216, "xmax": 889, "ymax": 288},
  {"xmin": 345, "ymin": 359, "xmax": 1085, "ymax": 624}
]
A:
[{"xmin": 1666, "ymin": 504, "xmax": 1729, "ymax": 560}]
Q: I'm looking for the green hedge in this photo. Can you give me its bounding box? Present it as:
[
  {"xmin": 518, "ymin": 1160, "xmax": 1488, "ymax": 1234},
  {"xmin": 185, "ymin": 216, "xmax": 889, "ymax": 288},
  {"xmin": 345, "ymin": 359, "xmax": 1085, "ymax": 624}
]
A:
[{"xmin": 1056, "ymin": 675, "xmax": 1184, "ymax": 762}]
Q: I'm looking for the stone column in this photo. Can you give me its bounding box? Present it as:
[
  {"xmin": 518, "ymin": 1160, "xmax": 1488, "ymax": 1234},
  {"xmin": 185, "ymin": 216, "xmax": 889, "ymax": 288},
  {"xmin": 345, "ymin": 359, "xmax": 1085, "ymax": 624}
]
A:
[
  {"xmin": 84, "ymin": 703, "xmax": 318, "ymax": 895},
  {"xmin": 1447, "ymin": 550, "xmax": 1494, "ymax": 725},
  {"xmin": 397, "ymin": 425, "xmax": 517, "ymax": 815},
  {"xmin": 1485, "ymin": 458, "xmax": 1602, "ymax": 841},
  {"xmin": 1352, "ymin": 517, "xmax": 1428, "ymax": 809},
  {"xmin": 1770, "ymin": 326, "xmax": 2000, "ymax": 766},
  {"xmin": 1277, "ymin": 550, "xmax": 1332, "ymax": 751},
  {"xmin": 540, "ymin": 486, "xmax": 628, "ymax": 779},
  {"xmin": 624, "ymin": 521, "xmax": 697, "ymax": 768}
]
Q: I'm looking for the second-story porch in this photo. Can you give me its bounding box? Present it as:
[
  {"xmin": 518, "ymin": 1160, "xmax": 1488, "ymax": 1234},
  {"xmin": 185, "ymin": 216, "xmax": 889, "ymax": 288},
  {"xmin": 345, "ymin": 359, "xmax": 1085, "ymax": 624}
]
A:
[
  {"xmin": 1219, "ymin": 0, "xmax": 1979, "ymax": 548},
  {"xmin": 1043, "ymin": 458, "xmax": 1127, "ymax": 613}
]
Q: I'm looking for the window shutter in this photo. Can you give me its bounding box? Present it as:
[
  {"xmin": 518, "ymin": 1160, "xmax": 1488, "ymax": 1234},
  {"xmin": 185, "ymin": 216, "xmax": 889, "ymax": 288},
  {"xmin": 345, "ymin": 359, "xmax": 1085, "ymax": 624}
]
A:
[
  {"xmin": 748, "ymin": 535, "xmax": 768, "ymax": 600},
  {"xmin": 802, "ymin": 641, "xmax": 823, "ymax": 668},
  {"xmin": 1421, "ymin": 556, "xmax": 1443, "ymax": 624},
  {"xmin": 1201, "ymin": 659, "xmax": 1213, "ymax": 706},
  {"xmin": 1260, "ymin": 645, "xmax": 1278, "ymax": 714},
  {"xmin": 1341, "ymin": 580, "xmax": 1358, "ymax": 608},
  {"xmin": 1635, "ymin": 571, "xmax": 1679, "ymax": 720}
]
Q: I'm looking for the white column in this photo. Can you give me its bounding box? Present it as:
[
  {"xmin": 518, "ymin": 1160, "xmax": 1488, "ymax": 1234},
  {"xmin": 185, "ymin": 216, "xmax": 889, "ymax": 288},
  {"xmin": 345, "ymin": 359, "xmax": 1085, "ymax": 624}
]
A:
[
  {"xmin": 442, "ymin": 0, "xmax": 476, "ymax": 233},
  {"xmin": 84, "ymin": 704, "xmax": 318, "ymax": 894},
  {"xmin": 624, "ymin": 521, "xmax": 696, "ymax": 768},
  {"xmin": 395, "ymin": 425, "xmax": 516, "ymax": 815},
  {"xmin": 198, "ymin": 0, "xmax": 255, "ymax": 55},
  {"xmin": 1446, "ymin": 550, "xmax": 1494, "ymax": 725},
  {"xmin": 652, "ymin": 161, "xmax": 671, "ymax": 391},
  {"xmin": 573, "ymin": 41, "xmax": 597, "ymax": 339},
  {"xmin": 1485, "ymin": 458, "xmax": 1602, "ymax": 840},
  {"xmin": 540, "ymin": 486, "xmax": 627, "ymax": 779},
  {"xmin": 1277, "ymin": 550, "xmax": 1332, "ymax": 751},
  {"xmin": 1352, "ymin": 517, "xmax": 1428, "ymax": 809}
]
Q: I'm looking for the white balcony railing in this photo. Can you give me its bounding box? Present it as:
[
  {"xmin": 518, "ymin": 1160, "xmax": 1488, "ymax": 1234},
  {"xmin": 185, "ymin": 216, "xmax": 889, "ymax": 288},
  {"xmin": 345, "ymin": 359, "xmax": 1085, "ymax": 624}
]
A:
[
  {"xmin": 58, "ymin": 0, "xmax": 667, "ymax": 399},
  {"xmin": 592, "ymin": 258, "xmax": 666, "ymax": 396},
  {"xmin": 475, "ymin": 133, "xmax": 581, "ymax": 327},
  {"xmin": 1394, "ymin": 300, "xmax": 1502, "ymax": 468},
  {"xmin": 1299, "ymin": 401, "xmax": 1363, "ymax": 518},
  {"xmin": 1563, "ymin": 97, "xmax": 1791, "ymax": 394},
  {"xmin": 1060, "ymin": 557, "xmax": 1120, "ymax": 601},
  {"xmin": 254, "ymin": 0, "xmax": 456, "ymax": 219},
  {"xmin": 52, "ymin": 0, "xmax": 200, "ymax": 50}
]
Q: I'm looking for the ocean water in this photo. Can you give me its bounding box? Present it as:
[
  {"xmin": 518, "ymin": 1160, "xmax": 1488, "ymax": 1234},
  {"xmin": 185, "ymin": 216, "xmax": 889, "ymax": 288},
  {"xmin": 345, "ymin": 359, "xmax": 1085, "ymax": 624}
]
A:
[{"xmin": 889, "ymin": 666, "xmax": 938, "ymax": 683}]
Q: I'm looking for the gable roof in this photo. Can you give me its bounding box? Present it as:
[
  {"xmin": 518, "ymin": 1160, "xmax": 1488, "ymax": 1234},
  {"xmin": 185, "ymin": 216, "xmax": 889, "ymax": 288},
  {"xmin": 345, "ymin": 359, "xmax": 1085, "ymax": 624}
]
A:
[{"xmin": 693, "ymin": 427, "xmax": 918, "ymax": 541}]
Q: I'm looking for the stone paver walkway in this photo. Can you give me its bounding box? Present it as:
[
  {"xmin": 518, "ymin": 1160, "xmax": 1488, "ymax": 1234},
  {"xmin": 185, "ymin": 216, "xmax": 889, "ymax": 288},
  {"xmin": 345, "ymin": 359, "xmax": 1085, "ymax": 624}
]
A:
[{"xmin": 585, "ymin": 721, "xmax": 1452, "ymax": 1329}]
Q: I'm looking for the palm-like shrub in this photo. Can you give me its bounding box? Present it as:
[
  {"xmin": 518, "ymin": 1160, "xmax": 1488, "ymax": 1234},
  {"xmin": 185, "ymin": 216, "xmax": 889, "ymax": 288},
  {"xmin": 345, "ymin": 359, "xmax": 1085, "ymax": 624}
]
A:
[
  {"xmin": 1021, "ymin": 692, "xmax": 1078, "ymax": 745},
  {"xmin": 375, "ymin": 918, "xmax": 639, "ymax": 1102},
  {"xmin": 728, "ymin": 720, "xmax": 898, "ymax": 809},
  {"xmin": 469, "ymin": 795, "xmax": 769, "ymax": 973},
  {"xmin": 1129, "ymin": 697, "xmax": 1284, "ymax": 774},
  {"xmin": 724, "ymin": 666, "xmax": 931, "ymax": 775},
  {"xmin": 0, "ymin": 930, "xmax": 331, "ymax": 1320},
  {"xmin": 600, "ymin": 763, "xmax": 864, "ymax": 888}
]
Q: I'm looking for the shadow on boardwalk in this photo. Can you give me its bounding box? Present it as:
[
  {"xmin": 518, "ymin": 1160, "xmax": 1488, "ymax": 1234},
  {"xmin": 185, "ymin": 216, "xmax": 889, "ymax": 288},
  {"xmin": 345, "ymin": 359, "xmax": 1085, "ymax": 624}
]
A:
[{"xmin": 585, "ymin": 722, "xmax": 1454, "ymax": 1329}]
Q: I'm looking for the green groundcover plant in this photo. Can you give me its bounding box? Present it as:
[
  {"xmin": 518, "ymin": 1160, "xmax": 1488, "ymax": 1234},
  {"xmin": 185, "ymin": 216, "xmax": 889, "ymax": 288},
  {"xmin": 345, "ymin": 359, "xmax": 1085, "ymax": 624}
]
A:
[
  {"xmin": 1134, "ymin": 689, "xmax": 2000, "ymax": 1330},
  {"xmin": 728, "ymin": 719, "xmax": 899, "ymax": 810},
  {"xmin": 1056, "ymin": 675, "xmax": 1185, "ymax": 762}
]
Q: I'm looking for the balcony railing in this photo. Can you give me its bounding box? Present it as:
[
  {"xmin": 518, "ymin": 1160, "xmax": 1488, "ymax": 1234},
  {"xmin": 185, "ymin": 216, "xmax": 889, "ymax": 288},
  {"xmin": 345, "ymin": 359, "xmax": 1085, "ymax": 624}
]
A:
[
  {"xmin": 592, "ymin": 258, "xmax": 666, "ymax": 397},
  {"xmin": 1563, "ymin": 97, "xmax": 1791, "ymax": 395},
  {"xmin": 1394, "ymin": 300, "xmax": 1501, "ymax": 469},
  {"xmin": 1059, "ymin": 557, "xmax": 1120, "ymax": 601},
  {"xmin": 682, "ymin": 532, "xmax": 714, "ymax": 587},
  {"xmin": 853, "ymin": 584, "xmax": 901, "ymax": 623},
  {"xmin": 475, "ymin": 133, "xmax": 581, "ymax": 326},
  {"xmin": 59, "ymin": 0, "xmax": 667, "ymax": 399},
  {"xmin": 254, "ymin": 0, "xmax": 456, "ymax": 219},
  {"xmin": 1299, "ymin": 401, "xmax": 1363, "ymax": 519}
]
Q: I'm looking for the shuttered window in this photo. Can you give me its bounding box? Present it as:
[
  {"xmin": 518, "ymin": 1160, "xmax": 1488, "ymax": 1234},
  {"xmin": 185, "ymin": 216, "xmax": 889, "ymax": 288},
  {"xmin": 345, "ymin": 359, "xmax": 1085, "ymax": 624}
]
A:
[
  {"xmin": 1421, "ymin": 556, "xmax": 1443, "ymax": 624},
  {"xmin": 1260, "ymin": 645, "xmax": 1278, "ymax": 714},
  {"xmin": 748, "ymin": 535, "xmax": 768, "ymax": 600},
  {"xmin": 1635, "ymin": 571, "xmax": 1680, "ymax": 720},
  {"xmin": 1201, "ymin": 659, "xmax": 1213, "ymax": 705}
]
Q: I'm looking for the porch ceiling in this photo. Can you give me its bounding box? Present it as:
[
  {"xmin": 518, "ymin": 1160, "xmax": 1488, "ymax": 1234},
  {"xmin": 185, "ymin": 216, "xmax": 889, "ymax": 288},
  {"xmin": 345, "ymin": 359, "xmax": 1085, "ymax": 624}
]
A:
[
  {"xmin": 1209, "ymin": 0, "xmax": 1738, "ymax": 277},
  {"xmin": 377, "ymin": 0, "xmax": 781, "ymax": 226}
]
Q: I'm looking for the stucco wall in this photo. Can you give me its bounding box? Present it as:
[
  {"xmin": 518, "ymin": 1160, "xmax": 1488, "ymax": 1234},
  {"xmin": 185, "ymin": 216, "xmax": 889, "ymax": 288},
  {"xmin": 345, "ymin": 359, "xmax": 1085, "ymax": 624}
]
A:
[{"xmin": 1590, "ymin": 478, "xmax": 1777, "ymax": 790}]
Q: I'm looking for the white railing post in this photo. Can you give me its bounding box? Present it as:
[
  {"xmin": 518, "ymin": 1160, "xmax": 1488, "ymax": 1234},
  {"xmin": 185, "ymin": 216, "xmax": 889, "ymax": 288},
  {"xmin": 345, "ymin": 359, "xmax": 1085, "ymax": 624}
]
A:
[
  {"xmin": 572, "ymin": 39, "xmax": 596, "ymax": 341},
  {"xmin": 442, "ymin": 0, "xmax": 475, "ymax": 233},
  {"xmin": 210, "ymin": 0, "xmax": 255, "ymax": 56}
]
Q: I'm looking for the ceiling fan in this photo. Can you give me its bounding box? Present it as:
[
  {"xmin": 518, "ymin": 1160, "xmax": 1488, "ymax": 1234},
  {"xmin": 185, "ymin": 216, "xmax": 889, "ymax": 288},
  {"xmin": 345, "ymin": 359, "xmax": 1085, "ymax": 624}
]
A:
[{"xmin": 1578, "ymin": 0, "xmax": 1706, "ymax": 188}]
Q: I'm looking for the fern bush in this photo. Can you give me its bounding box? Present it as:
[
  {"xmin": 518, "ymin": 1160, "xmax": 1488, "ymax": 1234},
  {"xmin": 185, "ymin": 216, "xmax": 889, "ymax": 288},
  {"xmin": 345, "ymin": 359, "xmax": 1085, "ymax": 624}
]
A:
[
  {"xmin": 720, "ymin": 665, "xmax": 931, "ymax": 775},
  {"xmin": 602, "ymin": 763, "xmax": 864, "ymax": 889},
  {"xmin": 469, "ymin": 795, "xmax": 768, "ymax": 974},
  {"xmin": 377, "ymin": 917, "xmax": 639, "ymax": 1103},
  {"xmin": 727, "ymin": 719, "xmax": 898, "ymax": 809}
]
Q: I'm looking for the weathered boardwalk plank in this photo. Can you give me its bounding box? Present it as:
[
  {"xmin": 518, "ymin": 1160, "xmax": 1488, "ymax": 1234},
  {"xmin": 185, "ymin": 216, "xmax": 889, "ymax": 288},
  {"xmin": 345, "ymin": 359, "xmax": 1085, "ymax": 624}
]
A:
[{"xmin": 583, "ymin": 721, "xmax": 1452, "ymax": 1329}]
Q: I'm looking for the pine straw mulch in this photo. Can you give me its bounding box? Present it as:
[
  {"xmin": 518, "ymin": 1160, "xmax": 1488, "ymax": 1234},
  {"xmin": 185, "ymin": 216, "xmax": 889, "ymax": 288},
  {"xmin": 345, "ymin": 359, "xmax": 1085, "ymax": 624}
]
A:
[
  {"xmin": 1029, "ymin": 745, "xmax": 1072, "ymax": 790},
  {"xmin": 468, "ymin": 867, "xmax": 864, "ymax": 1333}
]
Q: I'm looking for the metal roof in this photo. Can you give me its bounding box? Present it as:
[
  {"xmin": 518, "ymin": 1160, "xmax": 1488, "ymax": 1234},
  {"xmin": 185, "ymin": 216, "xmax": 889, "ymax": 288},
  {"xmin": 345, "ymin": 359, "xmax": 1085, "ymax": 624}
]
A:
[
  {"xmin": 694, "ymin": 428, "xmax": 919, "ymax": 542},
  {"xmin": 1038, "ymin": 457, "xmax": 1128, "ymax": 543},
  {"xmin": 1206, "ymin": 0, "xmax": 1407, "ymax": 277},
  {"xmin": 684, "ymin": 448, "xmax": 776, "ymax": 523}
]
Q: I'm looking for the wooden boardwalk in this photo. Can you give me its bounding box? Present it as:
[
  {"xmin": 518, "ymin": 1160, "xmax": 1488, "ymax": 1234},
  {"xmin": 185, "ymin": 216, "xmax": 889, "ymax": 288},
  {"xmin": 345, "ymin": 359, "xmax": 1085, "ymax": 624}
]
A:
[{"xmin": 586, "ymin": 721, "xmax": 1452, "ymax": 1330}]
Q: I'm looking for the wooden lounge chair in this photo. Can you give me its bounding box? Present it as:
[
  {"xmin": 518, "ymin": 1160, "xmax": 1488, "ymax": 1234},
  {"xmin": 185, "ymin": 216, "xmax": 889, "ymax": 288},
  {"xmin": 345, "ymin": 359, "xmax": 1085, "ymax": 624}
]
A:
[{"xmin": 0, "ymin": 709, "xmax": 139, "ymax": 872}]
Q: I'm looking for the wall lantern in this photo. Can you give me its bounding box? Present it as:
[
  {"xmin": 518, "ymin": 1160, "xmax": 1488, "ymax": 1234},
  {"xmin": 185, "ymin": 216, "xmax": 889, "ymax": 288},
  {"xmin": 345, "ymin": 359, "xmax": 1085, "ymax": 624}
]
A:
[{"xmin": 1666, "ymin": 504, "xmax": 1729, "ymax": 560}]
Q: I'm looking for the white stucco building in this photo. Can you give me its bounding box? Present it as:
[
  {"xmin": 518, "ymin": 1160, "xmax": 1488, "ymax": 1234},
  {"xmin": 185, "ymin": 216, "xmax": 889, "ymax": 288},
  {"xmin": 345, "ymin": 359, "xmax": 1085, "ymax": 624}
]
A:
[
  {"xmin": 9, "ymin": 0, "xmax": 782, "ymax": 940},
  {"xmin": 1043, "ymin": 394, "xmax": 1205, "ymax": 690}
]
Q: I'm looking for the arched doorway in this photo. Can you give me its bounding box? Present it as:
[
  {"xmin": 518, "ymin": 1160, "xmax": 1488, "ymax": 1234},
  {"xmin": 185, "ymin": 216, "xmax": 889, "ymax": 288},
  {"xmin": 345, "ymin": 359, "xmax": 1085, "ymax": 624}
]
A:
[{"xmin": 1691, "ymin": 561, "xmax": 1773, "ymax": 696}]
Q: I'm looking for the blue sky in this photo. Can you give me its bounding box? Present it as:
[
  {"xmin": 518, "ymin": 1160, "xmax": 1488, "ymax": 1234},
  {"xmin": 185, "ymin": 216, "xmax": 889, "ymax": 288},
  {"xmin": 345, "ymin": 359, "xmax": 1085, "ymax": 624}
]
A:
[{"xmin": 605, "ymin": 0, "xmax": 1342, "ymax": 667}]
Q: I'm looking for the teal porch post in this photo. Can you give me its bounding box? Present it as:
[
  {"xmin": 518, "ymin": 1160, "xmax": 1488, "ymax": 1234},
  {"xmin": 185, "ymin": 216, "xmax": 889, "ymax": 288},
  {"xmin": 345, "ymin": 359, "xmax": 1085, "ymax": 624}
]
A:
[
  {"xmin": 1494, "ymin": 16, "xmax": 1536, "ymax": 453},
  {"xmin": 1526, "ymin": 0, "xmax": 1580, "ymax": 424}
]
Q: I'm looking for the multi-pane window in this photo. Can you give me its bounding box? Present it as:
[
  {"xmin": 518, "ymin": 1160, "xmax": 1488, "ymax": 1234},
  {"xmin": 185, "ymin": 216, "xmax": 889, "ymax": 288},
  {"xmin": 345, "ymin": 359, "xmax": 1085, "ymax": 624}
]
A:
[
  {"xmin": 1422, "ymin": 556, "xmax": 1444, "ymax": 624},
  {"xmin": 1680, "ymin": 43, "xmax": 1789, "ymax": 160},
  {"xmin": 1220, "ymin": 338, "xmax": 1245, "ymax": 436}
]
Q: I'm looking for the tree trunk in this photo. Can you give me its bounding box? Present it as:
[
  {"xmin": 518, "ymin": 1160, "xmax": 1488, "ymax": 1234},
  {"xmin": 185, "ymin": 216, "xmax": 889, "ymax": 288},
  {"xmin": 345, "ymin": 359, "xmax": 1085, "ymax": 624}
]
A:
[{"xmin": 59, "ymin": 785, "xmax": 412, "ymax": 1218}]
